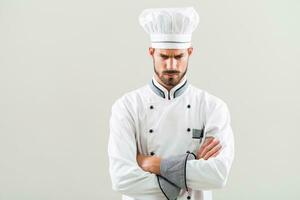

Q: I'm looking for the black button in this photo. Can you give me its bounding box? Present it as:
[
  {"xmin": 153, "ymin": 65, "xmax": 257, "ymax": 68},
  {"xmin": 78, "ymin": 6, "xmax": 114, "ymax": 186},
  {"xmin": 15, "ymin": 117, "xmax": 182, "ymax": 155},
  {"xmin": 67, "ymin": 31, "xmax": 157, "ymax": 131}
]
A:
[
  {"xmin": 187, "ymin": 104, "xmax": 191, "ymax": 109},
  {"xmin": 149, "ymin": 129, "xmax": 153, "ymax": 133},
  {"xmin": 187, "ymin": 128, "xmax": 191, "ymax": 132},
  {"xmin": 150, "ymin": 105, "xmax": 154, "ymax": 109},
  {"xmin": 187, "ymin": 196, "xmax": 191, "ymax": 200},
  {"xmin": 150, "ymin": 152, "xmax": 155, "ymax": 156}
]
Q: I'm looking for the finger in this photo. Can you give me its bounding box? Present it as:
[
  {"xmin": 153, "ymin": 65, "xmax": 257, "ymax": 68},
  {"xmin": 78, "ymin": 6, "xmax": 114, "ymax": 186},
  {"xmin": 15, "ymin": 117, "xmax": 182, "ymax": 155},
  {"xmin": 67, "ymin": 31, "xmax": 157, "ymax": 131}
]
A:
[
  {"xmin": 203, "ymin": 144, "xmax": 222, "ymax": 160},
  {"xmin": 197, "ymin": 139, "xmax": 214, "ymax": 159},
  {"xmin": 199, "ymin": 138, "xmax": 218, "ymax": 158},
  {"xmin": 136, "ymin": 153, "xmax": 145, "ymax": 165},
  {"xmin": 203, "ymin": 142, "xmax": 221, "ymax": 159},
  {"xmin": 211, "ymin": 149, "xmax": 221, "ymax": 157},
  {"xmin": 203, "ymin": 150, "xmax": 221, "ymax": 160},
  {"xmin": 196, "ymin": 137, "xmax": 214, "ymax": 157},
  {"xmin": 196, "ymin": 141, "xmax": 210, "ymax": 159},
  {"xmin": 199, "ymin": 138, "xmax": 220, "ymax": 158}
]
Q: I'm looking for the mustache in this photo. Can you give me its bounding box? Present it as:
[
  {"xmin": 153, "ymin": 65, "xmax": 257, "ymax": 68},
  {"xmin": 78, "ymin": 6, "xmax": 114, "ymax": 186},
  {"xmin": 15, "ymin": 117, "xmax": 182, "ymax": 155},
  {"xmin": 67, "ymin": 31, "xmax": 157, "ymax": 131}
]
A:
[{"xmin": 162, "ymin": 70, "xmax": 180, "ymax": 74}]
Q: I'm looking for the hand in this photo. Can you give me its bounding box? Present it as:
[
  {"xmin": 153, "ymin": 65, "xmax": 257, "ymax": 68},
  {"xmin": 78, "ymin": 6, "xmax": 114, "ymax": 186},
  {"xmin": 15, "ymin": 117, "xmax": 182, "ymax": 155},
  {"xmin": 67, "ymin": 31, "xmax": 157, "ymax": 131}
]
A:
[
  {"xmin": 137, "ymin": 153, "xmax": 161, "ymax": 175},
  {"xmin": 196, "ymin": 137, "xmax": 222, "ymax": 160}
]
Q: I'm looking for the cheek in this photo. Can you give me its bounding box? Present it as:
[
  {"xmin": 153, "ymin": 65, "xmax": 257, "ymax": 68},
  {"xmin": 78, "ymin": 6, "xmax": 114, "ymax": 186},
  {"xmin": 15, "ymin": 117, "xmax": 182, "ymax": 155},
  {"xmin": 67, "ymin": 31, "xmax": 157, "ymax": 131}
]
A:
[
  {"xmin": 154, "ymin": 60, "xmax": 166, "ymax": 69},
  {"xmin": 178, "ymin": 60, "xmax": 188, "ymax": 70},
  {"xmin": 181, "ymin": 57, "xmax": 189, "ymax": 63}
]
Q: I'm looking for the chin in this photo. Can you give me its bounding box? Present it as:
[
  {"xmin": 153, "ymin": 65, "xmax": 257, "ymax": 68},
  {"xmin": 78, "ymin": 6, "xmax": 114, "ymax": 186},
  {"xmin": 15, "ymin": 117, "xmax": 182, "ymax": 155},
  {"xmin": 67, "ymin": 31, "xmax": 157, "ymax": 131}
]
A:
[{"xmin": 166, "ymin": 79, "xmax": 180, "ymax": 86}]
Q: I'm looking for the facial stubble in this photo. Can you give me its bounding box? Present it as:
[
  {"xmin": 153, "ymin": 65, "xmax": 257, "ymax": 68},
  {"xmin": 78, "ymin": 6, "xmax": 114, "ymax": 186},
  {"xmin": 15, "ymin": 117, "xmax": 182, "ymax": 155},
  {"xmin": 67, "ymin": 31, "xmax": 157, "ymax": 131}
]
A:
[{"xmin": 153, "ymin": 59, "xmax": 189, "ymax": 87}]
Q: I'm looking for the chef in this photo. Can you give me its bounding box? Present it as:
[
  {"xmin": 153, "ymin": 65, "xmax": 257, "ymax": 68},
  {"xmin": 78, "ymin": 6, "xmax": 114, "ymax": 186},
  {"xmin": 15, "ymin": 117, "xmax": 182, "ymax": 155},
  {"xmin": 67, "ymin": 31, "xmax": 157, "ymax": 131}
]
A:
[{"xmin": 108, "ymin": 7, "xmax": 234, "ymax": 200}]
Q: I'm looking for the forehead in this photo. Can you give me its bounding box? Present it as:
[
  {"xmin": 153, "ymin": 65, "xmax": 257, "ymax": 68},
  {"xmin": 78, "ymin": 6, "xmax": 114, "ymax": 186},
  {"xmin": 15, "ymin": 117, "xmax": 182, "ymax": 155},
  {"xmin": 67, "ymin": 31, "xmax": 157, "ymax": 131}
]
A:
[{"xmin": 155, "ymin": 48, "xmax": 187, "ymax": 55}]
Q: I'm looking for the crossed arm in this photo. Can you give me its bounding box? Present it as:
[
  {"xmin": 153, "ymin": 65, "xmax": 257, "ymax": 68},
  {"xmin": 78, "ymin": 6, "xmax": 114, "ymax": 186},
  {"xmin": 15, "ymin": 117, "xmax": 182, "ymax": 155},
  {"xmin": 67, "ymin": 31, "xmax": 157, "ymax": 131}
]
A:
[
  {"xmin": 108, "ymin": 99, "xmax": 234, "ymax": 199},
  {"xmin": 137, "ymin": 137, "xmax": 222, "ymax": 175},
  {"xmin": 135, "ymin": 137, "xmax": 224, "ymax": 199}
]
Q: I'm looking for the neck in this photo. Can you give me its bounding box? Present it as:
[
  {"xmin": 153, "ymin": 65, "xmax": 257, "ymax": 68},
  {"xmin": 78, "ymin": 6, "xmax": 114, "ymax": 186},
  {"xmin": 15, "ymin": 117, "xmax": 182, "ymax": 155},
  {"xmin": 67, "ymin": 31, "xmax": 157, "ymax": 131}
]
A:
[{"xmin": 150, "ymin": 75, "xmax": 188, "ymax": 100}]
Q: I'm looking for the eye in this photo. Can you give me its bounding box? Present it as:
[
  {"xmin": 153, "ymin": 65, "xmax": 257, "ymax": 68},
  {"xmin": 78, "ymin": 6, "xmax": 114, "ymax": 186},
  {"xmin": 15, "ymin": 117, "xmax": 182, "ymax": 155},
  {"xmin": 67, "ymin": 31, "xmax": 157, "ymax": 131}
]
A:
[
  {"xmin": 174, "ymin": 55, "xmax": 183, "ymax": 60},
  {"xmin": 160, "ymin": 55, "xmax": 169, "ymax": 59}
]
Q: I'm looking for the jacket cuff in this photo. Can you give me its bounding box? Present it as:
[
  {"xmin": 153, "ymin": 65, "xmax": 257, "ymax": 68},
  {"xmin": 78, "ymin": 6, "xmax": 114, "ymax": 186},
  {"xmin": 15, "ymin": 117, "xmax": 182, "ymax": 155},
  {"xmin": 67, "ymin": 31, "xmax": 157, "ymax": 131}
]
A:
[
  {"xmin": 157, "ymin": 175, "xmax": 181, "ymax": 200},
  {"xmin": 160, "ymin": 152, "xmax": 196, "ymax": 190}
]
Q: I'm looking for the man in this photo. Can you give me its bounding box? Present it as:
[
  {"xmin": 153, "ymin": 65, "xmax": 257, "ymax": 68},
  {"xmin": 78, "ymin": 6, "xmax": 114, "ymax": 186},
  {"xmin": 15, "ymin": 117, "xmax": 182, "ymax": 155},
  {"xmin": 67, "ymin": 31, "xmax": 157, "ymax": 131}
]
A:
[{"xmin": 108, "ymin": 7, "xmax": 234, "ymax": 200}]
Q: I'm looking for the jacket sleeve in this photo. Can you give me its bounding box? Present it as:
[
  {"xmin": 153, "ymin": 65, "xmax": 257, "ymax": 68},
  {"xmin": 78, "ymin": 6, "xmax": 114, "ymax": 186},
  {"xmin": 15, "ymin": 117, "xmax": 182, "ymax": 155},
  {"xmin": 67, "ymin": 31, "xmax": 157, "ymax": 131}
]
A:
[
  {"xmin": 185, "ymin": 101, "xmax": 235, "ymax": 190},
  {"xmin": 159, "ymin": 101, "xmax": 235, "ymax": 191},
  {"xmin": 107, "ymin": 98, "xmax": 178, "ymax": 199}
]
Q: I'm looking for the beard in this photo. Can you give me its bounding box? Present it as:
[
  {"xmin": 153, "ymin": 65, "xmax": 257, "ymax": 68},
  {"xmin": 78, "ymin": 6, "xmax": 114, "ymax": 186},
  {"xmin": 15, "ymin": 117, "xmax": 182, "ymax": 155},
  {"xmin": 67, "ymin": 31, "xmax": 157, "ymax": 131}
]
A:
[{"xmin": 153, "ymin": 61, "xmax": 188, "ymax": 87}]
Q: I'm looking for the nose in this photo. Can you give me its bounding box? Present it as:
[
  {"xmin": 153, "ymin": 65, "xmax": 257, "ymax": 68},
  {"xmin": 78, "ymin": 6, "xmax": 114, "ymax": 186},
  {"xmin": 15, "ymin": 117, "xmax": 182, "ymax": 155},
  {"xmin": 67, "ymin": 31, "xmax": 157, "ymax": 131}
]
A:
[{"xmin": 166, "ymin": 58, "xmax": 177, "ymax": 70}]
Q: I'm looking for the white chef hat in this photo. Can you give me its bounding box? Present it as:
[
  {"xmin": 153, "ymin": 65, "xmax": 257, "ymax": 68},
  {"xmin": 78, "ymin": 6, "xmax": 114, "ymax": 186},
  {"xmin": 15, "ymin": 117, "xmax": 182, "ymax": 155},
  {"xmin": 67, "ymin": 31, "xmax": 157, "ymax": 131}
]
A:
[{"xmin": 139, "ymin": 7, "xmax": 199, "ymax": 49}]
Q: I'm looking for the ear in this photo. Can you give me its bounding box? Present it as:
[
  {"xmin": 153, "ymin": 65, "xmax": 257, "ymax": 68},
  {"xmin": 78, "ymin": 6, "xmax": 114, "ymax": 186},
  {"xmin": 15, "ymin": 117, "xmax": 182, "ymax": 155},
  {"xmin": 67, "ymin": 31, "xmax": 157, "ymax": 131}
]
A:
[
  {"xmin": 148, "ymin": 47, "xmax": 155, "ymax": 56},
  {"xmin": 187, "ymin": 47, "xmax": 193, "ymax": 56}
]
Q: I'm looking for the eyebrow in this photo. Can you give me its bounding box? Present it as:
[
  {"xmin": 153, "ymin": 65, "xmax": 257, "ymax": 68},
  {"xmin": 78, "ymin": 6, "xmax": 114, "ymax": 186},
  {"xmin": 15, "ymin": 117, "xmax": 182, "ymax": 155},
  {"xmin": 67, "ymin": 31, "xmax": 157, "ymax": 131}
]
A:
[
  {"xmin": 174, "ymin": 53, "xmax": 185, "ymax": 57},
  {"xmin": 159, "ymin": 53, "xmax": 168, "ymax": 57},
  {"xmin": 159, "ymin": 53, "xmax": 185, "ymax": 58}
]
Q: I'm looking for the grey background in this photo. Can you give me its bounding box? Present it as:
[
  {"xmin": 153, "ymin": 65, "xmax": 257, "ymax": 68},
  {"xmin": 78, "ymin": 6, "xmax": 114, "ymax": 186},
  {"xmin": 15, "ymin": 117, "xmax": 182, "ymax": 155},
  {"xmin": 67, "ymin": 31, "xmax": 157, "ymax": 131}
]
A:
[{"xmin": 0, "ymin": 0, "xmax": 299, "ymax": 199}]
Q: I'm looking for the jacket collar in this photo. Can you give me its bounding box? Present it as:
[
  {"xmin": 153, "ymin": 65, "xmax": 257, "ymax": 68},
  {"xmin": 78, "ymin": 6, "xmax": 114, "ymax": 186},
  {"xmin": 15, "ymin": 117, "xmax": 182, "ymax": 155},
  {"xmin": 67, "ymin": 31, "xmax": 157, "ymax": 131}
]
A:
[{"xmin": 149, "ymin": 75, "xmax": 188, "ymax": 100}]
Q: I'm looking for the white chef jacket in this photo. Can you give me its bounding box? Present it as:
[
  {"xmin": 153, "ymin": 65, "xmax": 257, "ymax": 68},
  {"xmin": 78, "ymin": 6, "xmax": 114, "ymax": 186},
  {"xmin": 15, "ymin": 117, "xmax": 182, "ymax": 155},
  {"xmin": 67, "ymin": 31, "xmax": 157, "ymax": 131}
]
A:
[{"xmin": 108, "ymin": 76, "xmax": 235, "ymax": 200}]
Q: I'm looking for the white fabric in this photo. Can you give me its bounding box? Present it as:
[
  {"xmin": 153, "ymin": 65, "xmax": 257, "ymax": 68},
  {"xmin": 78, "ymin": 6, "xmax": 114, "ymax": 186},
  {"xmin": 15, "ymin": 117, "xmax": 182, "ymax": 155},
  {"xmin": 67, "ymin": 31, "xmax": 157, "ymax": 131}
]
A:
[
  {"xmin": 151, "ymin": 75, "xmax": 187, "ymax": 100},
  {"xmin": 151, "ymin": 42, "xmax": 192, "ymax": 49},
  {"xmin": 139, "ymin": 7, "xmax": 199, "ymax": 49},
  {"xmin": 108, "ymin": 81, "xmax": 235, "ymax": 200}
]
